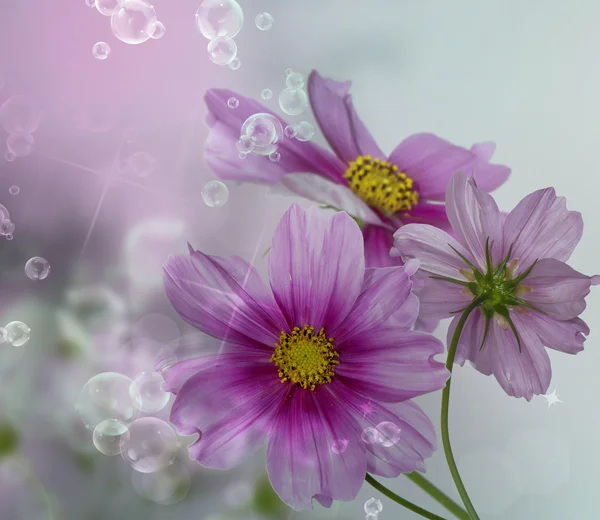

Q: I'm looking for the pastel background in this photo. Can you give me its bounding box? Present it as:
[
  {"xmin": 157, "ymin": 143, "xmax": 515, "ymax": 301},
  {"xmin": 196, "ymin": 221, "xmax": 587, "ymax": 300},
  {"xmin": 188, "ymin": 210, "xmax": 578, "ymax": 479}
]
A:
[{"xmin": 0, "ymin": 0, "xmax": 598, "ymax": 519}]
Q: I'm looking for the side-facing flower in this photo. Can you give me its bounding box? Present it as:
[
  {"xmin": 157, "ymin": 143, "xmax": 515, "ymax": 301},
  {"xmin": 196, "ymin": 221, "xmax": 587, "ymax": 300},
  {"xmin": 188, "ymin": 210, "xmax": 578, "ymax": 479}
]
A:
[
  {"xmin": 203, "ymin": 70, "xmax": 510, "ymax": 268},
  {"xmin": 393, "ymin": 171, "xmax": 598, "ymax": 400},
  {"xmin": 160, "ymin": 204, "xmax": 449, "ymax": 509}
]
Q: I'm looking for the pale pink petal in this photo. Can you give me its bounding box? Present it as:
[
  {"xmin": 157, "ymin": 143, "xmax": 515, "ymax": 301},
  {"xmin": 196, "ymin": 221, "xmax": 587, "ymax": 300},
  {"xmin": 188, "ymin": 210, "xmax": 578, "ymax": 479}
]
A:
[
  {"xmin": 417, "ymin": 277, "xmax": 473, "ymax": 319},
  {"xmin": 401, "ymin": 202, "xmax": 452, "ymax": 232},
  {"xmin": 526, "ymin": 313, "xmax": 588, "ymax": 354},
  {"xmin": 470, "ymin": 142, "xmax": 496, "ymax": 162},
  {"xmin": 362, "ymin": 225, "xmax": 402, "ymax": 268},
  {"xmin": 448, "ymin": 308, "xmax": 494, "ymax": 375}
]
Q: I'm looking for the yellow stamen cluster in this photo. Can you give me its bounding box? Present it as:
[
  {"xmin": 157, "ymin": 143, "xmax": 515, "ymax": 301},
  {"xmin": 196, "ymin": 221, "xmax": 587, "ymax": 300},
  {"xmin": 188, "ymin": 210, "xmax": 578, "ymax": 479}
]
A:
[
  {"xmin": 344, "ymin": 155, "xmax": 419, "ymax": 215},
  {"xmin": 270, "ymin": 326, "xmax": 339, "ymax": 390}
]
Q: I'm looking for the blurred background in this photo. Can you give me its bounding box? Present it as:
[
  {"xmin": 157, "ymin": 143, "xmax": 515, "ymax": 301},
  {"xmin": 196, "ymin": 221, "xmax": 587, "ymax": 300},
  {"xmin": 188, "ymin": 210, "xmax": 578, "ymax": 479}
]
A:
[{"xmin": 0, "ymin": 0, "xmax": 599, "ymax": 519}]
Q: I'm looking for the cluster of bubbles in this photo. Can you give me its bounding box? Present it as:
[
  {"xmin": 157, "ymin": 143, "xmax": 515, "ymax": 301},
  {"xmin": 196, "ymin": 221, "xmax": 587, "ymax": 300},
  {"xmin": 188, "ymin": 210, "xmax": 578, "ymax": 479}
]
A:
[
  {"xmin": 232, "ymin": 112, "xmax": 284, "ymax": 163},
  {"xmin": 279, "ymin": 69, "xmax": 308, "ymax": 116},
  {"xmin": 87, "ymin": 0, "xmax": 166, "ymax": 59},
  {"xmin": 361, "ymin": 421, "xmax": 402, "ymax": 447},
  {"xmin": 364, "ymin": 497, "xmax": 384, "ymax": 520},
  {"xmin": 0, "ymin": 321, "xmax": 31, "ymax": 347},
  {"xmin": 24, "ymin": 256, "xmax": 51, "ymax": 280},
  {"xmin": 0, "ymin": 202, "xmax": 15, "ymax": 241},
  {"xmin": 196, "ymin": 0, "xmax": 243, "ymax": 68},
  {"xmin": 201, "ymin": 180, "xmax": 229, "ymax": 207},
  {"xmin": 1, "ymin": 95, "xmax": 42, "ymax": 161}
]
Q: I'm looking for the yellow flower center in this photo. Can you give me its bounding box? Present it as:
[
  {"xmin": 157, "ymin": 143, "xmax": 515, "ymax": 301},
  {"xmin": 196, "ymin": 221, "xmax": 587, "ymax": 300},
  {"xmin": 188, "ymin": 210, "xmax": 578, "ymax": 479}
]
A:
[
  {"xmin": 344, "ymin": 155, "xmax": 418, "ymax": 215},
  {"xmin": 270, "ymin": 325, "xmax": 339, "ymax": 390}
]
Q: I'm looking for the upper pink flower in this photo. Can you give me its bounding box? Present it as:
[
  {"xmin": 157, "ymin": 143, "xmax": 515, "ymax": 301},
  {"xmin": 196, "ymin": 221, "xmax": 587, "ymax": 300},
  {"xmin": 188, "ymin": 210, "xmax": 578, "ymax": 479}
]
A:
[
  {"xmin": 393, "ymin": 171, "xmax": 598, "ymax": 400},
  {"xmin": 160, "ymin": 204, "xmax": 449, "ymax": 509},
  {"xmin": 203, "ymin": 70, "xmax": 511, "ymax": 268}
]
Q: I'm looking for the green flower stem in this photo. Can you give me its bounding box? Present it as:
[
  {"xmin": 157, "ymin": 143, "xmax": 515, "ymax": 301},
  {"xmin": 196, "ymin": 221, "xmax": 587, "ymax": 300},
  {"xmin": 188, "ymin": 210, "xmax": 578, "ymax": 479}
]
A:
[
  {"xmin": 441, "ymin": 303, "xmax": 481, "ymax": 520},
  {"xmin": 405, "ymin": 472, "xmax": 470, "ymax": 520},
  {"xmin": 365, "ymin": 474, "xmax": 448, "ymax": 520}
]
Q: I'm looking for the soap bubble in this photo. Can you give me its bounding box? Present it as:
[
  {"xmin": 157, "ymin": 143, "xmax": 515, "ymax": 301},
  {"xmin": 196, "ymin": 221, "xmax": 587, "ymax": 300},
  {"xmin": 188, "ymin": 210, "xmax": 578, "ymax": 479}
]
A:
[
  {"xmin": 0, "ymin": 203, "xmax": 9, "ymax": 221},
  {"xmin": 0, "ymin": 328, "xmax": 7, "ymax": 345},
  {"xmin": 121, "ymin": 417, "xmax": 179, "ymax": 473},
  {"xmin": 361, "ymin": 427, "xmax": 379, "ymax": 444},
  {"xmin": 284, "ymin": 124, "xmax": 297, "ymax": 138},
  {"xmin": 236, "ymin": 135, "xmax": 255, "ymax": 154},
  {"xmin": 92, "ymin": 42, "xmax": 111, "ymax": 60},
  {"xmin": 128, "ymin": 151, "xmax": 156, "ymax": 178},
  {"xmin": 8, "ymin": 186, "xmax": 19, "ymax": 196},
  {"xmin": 228, "ymin": 57, "xmax": 241, "ymax": 70},
  {"xmin": 207, "ymin": 39, "xmax": 237, "ymax": 66},
  {"xmin": 201, "ymin": 180, "xmax": 229, "ymax": 207},
  {"xmin": 24, "ymin": 257, "xmax": 51, "ymax": 281},
  {"xmin": 255, "ymin": 12, "xmax": 274, "ymax": 31},
  {"xmin": 131, "ymin": 459, "xmax": 191, "ymax": 504},
  {"xmin": 295, "ymin": 121, "xmax": 315, "ymax": 142},
  {"xmin": 0, "ymin": 220, "xmax": 15, "ymax": 236},
  {"xmin": 85, "ymin": 0, "xmax": 96, "ymax": 7},
  {"xmin": 331, "ymin": 439, "xmax": 349, "ymax": 455},
  {"xmin": 5, "ymin": 321, "xmax": 31, "ymax": 347},
  {"xmin": 227, "ymin": 97, "xmax": 239, "ymax": 109},
  {"xmin": 76, "ymin": 372, "xmax": 140, "ymax": 430},
  {"xmin": 4, "ymin": 152, "xmax": 15, "ymax": 162},
  {"xmin": 260, "ymin": 88, "xmax": 273, "ymax": 100},
  {"xmin": 241, "ymin": 113, "xmax": 283, "ymax": 156},
  {"xmin": 364, "ymin": 498, "xmax": 383, "ymax": 515},
  {"xmin": 129, "ymin": 372, "xmax": 170, "ymax": 413},
  {"xmin": 6, "ymin": 134, "xmax": 34, "ymax": 157},
  {"xmin": 284, "ymin": 67, "xmax": 293, "ymax": 76},
  {"xmin": 93, "ymin": 419, "xmax": 130, "ymax": 456},
  {"xmin": 268, "ymin": 151, "xmax": 280, "ymax": 163},
  {"xmin": 278, "ymin": 88, "xmax": 308, "ymax": 116},
  {"xmin": 286, "ymin": 72, "xmax": 304, "ymax": 89},
  {"xmin": 195, "ymin": 0, "xmax": 243, "ymax": 41},
  {"xmin": 375, "ymin": 421, "xmax": 401, "ymax": 447},
  {"xmin": 95, "ymin": 0, "xmax": 121, "ymax": 16},
  {"xmin": 149, "ymin": 20, "xmax": 165, "ymax": 39},
  {"xmin": 111, "ymin": 0, "xmax": 157, "ymax": 45},
  {"xmin": 0, "ymin": 96, "xmax": 42, "ymax": 135}
]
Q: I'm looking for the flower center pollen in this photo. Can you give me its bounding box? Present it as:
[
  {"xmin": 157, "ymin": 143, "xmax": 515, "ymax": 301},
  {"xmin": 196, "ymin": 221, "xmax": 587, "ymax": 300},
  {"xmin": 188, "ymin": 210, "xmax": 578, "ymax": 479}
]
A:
[
  {"xmin": 344, "ymin": 155, "xmax": 418, "ymax": 215},
  {"xmin": 270, "ymin": 325, "xmax": 339, "ymax": 390}
]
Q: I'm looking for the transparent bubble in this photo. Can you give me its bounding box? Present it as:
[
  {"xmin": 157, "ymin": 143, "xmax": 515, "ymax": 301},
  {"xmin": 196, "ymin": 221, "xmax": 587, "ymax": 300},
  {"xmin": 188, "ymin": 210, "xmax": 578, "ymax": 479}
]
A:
[
  {"xmin": 227, "ymin": 96, "xmax": 239, "ymax": 109},
  {"xmin": 376, "ymin": 421, "xmax": 401, "ymax": 447},
  {"xmin": 4, "ymin": 151, "xmax": 15, "ymax": 162},
  {"xmin": 5, "ymin": 321, "xmax": 30, "ymax": 347},
  {"xmin": 286, "ymin": 72, "xmax": 304, "ymax": 89},
  {"xmin": 6, "ymin": 134, "xmax": 33, "ymax": 157},
  {"xmin": 255, "ymin": 12, "xmax": 274, "ymax": 31},
  {"xmin": 85, "ymin": 0, "xmax": 96, "ymax": 7},
  {"xmin": 92, "ymin": 41, "xmax": 111, "ymax": 60},
  {"xmin": 0, "ymin": 220, "xmax": 15, "ymax": 236},
  {"xmin": 278, "ymin": 88, "xmax": 308, "ymax": 116},
  {"xmin": 5, "ymin": 234, "xmax": 13, "ymax": 241},
  {"xmin": 24, "ymin": 257, "xmax": 51, "ymax": 281},
  {"xmin": 129, "ymin": 372, "xmax": 170, "ymax": 413},
  {"xmin": 9, "ymin": 186, "xmax": 19, "ymax": 196},
  {"xmin": 95, "ymin": 0, "xmax": 121, "ymax": 16},
  {"xmin": 0, "ymin": 203, "xmax": 10, "ymax": 221},
  {"xmin": 364, "ymin": 498, "xmax": 383, "ymax": 515},
  {"xmin": 195, "ymin": 0, "xmax": 243, "ymax": 41},
  {"xmin": 236, "ymin": 135, "xmax": 255, "ymax": 154},
  {"xmin": 260, "ymin": 88, "xmax": 273, "ymax": 100},
  {"xmin": 132, "ymin": 459, "xmax": 191, "ymax": 504},
  {"xmin": 238, "ymin": 153, "xmax": 246, "ymax": 160},
  {"xmin": 295, "ymin": 121, "xmax": 315, "ymax": 142},
  {"xmin": 149, "ymin": 20, "xmax": 165, "ymax": 39},
  {"xmin": 285, "ymin": 67, "xmax": 293, "ymax": 76},
  {"xmin": 284, "ymin": 124, "xmax": 297, "ymax": 139},
  {"xmin": 361, "ymin": 427, "xmax": 379, "ymax": 444},
  {"xmin": 93, "ymin": 419, "xmax": 130, "ymax": 456},
  {"xmin": 0, "ymin": 95, "xmax": 41, "ymax": 135},
  {"xmin": 201, "ymin": 180, "xmax": 229, "ymax": 207},
  {"xmin": 331, "ymin": 439, "xmax": 348, "ymax": 455},
  {"xmin": 121, "ymin": 417, "xmax": 179, "ymax": 473},
  {"xmin": 365, "ymin": 514, "xmax": 378, "ymax": 520},
  {"xmin": 111, "ymin": 0, "xmax": 157, "ymax": 45},
  {"xmin": 207, "ymin": 39, "xmax": 237, "ymax": 66},
  {"xmin": 228, "ymin": 57, "xmax": 241, "ymax": 70},
  {"xmin": 128, "ymin": 151, "xmax": 156, "ymax": 178},
  {"xmin": 268, "ymin": 151, "xmax": 280, "ymax": 163},
  {"xmin": 76, "ymin": 372, "xmax": 140, "ymax": 430},
  {"xmin": 241, "ymin": 113, "xmax": 283, "ymax": 155}
]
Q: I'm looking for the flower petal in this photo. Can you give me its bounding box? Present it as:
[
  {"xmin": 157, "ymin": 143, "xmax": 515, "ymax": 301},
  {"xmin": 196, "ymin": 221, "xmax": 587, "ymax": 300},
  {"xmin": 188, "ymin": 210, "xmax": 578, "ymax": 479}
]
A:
[
  {"xmin": 503, "ymin": 188, "xmax": 583, "ymax": 271},
  {"xmin": 392, "ymin": 223, "xmax": 475, "ymax": 278},
  {"xmin": 521, "ymin": 258, "xmax": 592, "ymax": 320},
  {"xmin": 470, "ymin": 142, "xmax": 496, "ymax": 162},
  {"xmin": 204, "ymin": 88, "xmax": 346, "ymax": 184},
  {"xmin": 417, "ymin": 277, "xmax": 473, "ymax": 319},
  {"xmin": 308, "ymin": 70, "xmax": 385, "ymax": 163},
  {"xmin": 336, "ymin": 328, "xmax": 448, "ymax": 402},
  {"xmin": 446, "ymin": 171, "xmax": 503, "ymax": 269},
  {"xmin": 387, "ymin": 133, "xmax": 510, "ymax": 201},
  {"xmin": 362, "ymin": 225, "xmax": 402, "ymax": 268},
  {"xmin": 401, "ymin": 202, "xmax": 453, "ymax": 232},
  {"xmin": 526, "ymin": 313, "xmax": 588, "ymax": 354},
  {"xmin": 171, "ymin": 361, "xmax": 285, "ymax": 469},
  {"xmin": 164, "ymin": 251, "xmax": 288, "ymax": 346},
  {"xmin": 386, "ymin": 292, "xmax": 420, "ymax": 329},
  {"xmin": 268, "ymin": 204, "xmax": 365, "ymax": 332},
  {"xmin": 448, "ymin": 308, "xmax": 495, "ymax": 375},
  {"xmin": 266, "ymin": 387, "xmax": 366, "ymax": 510}
]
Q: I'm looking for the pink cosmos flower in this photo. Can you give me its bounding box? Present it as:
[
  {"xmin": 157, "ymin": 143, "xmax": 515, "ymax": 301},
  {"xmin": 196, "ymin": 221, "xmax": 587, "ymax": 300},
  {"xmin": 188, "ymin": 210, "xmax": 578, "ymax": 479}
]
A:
[
  {"xmin": 203, "ymin": 70, "xmax": 510, "ymax": 268},
  {"xmin": 160, "ymin": 204, "xmax": 450, "ymax": 509},
  {"xmin": 392, "ymin": 171, "xmax": 598, "ymax": 400}
]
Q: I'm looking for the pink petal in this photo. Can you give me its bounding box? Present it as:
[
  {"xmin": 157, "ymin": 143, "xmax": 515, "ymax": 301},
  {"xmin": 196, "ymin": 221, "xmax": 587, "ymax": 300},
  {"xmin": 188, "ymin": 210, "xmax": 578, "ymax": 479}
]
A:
[
  {"xmin": 448, "ymin": 308, "xmax": 495, "ymax": 375},
  {"xmin": 417, "ymin": 277, "xmax": 473, "ymax": 319},
  {"xmin": 503, "ymin": 188, "xmax": 583, "ymax": 272},
  {"xmin": 386, "ymin": 292, "xmax": 420, "ymax": 329},
  {"xmin": 387, "ymin": 133, "xmax": 510, "ymax": 201},
  {"xmin": 470, "ymin": 141, "xmax": 496, "ymax": 162},
  {"xmin": 362, "ymin": 225, "xmax": 402, "ymax": 268},
  {"xmin": 521, "ymin": 258, "xmax": 592, "ymax": 320},
  {"xmin": 164, "ymin": 252, "xmax": 289, "ymax": 346},
  {"xmin": 268, "ymin": 204, "xmax": 365, "ymax": 332},
  {"xmin": 204, "ymin": 88, "xmax": 346, "ymax": 184},
  {"xmin": 307, "ymin": 70, "xmax": 385, "ymax": 163},
  {"xmin": 266, "ymin": 387, "xmax": 366, "ymax": 510},
  {"xmin": 392, "ymin": 223, "xmax": 475, "ymax": 278},
  {"xmin": 336, "ymin": 328, "xmax": 448, "ymax": 402},
  {"xmin": 526, "ymin": 314, "xmax": 588, "ymax": 354},
  {"xmin": 401, "ymin": 202, "xmax": 453, "ymax": 232},
  {"xmin": 171, "ymin": 361, "xmax": 285, "ymax": 469}
]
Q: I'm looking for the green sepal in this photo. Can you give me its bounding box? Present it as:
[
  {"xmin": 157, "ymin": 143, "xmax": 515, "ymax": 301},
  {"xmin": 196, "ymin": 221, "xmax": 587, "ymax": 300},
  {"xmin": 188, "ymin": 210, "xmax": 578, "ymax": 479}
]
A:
[
  {"xmin": 496, "ymin": 305, "xmax": 522, "ymax": 353},
  {"xmin": 479, "ymin": 307, "xmax": 494, "ymax": 351},
  {"xmin": 448, "ymin": 244, "xmax": 484, "ymax": 284}
]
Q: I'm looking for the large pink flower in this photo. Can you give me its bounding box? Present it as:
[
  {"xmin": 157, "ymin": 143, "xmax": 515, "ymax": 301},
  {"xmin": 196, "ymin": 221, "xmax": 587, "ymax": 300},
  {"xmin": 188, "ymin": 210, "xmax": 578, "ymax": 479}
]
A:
[
  {"xmin": 160, "ymin": 205, "xmax": 449, "ymax": 509},
  {"xmin": 203, "ymin": 70, "xmax": 510, "ymax": 268},
  {"xmin": 393, "ymin": 171, "xmax": 598, "ymax": 400}
]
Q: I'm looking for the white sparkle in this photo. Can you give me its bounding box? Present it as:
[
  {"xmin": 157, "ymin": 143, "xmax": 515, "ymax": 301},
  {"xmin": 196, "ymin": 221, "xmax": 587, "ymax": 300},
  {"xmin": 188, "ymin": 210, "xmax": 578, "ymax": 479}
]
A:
[{"xmin": 543, "ymin": 389, "xmax": 564, "ymax": 409}]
